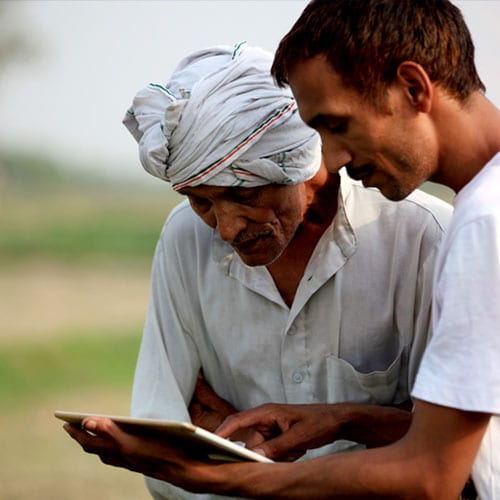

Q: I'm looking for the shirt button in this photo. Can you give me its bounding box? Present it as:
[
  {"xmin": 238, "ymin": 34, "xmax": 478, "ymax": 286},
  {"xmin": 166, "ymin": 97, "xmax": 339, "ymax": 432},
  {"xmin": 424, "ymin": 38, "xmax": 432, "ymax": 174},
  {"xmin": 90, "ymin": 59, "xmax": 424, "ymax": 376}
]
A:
[
  {"xmin": 292, "ymin": 371, "xmax": 304, "ymax": 384},
  {"xmin": 287, "ymin": 326, "xmax": 297, "ymax": 336}
]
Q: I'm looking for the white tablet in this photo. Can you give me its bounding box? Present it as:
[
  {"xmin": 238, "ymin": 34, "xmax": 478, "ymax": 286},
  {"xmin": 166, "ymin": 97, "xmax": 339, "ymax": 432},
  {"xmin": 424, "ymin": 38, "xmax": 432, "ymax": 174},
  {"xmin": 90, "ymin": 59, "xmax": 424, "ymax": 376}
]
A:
[{"xmin": 54, "ymin": 410, "xmax": 273, "ymax": 464}]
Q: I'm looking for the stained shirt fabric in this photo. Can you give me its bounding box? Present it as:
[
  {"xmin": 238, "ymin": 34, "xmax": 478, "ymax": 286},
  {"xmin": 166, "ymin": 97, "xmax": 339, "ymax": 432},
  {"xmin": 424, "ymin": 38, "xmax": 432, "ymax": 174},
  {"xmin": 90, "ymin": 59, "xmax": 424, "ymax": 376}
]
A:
[
  {"xmin": 412, "ymin": 152, "xmax": 500, "ymax": 499},
  {"xmin": 131, "ymin": 173, "xmax": 452, "ymax": 500}
]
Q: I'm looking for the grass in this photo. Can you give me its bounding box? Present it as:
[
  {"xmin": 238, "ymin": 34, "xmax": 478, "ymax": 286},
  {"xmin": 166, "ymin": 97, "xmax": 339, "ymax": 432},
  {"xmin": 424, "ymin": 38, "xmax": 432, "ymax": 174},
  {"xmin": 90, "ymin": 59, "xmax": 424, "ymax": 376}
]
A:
[
  {"xmin": 0, "ymin": 149, "xmax": 183, "ymax": 262},
  {"xmin": 0, "ymin": 329, "xmax": 142, "ymax": 411},
  {"xmin": 0, "ymin": 189, "xmax": 181, "ymax": 262}
]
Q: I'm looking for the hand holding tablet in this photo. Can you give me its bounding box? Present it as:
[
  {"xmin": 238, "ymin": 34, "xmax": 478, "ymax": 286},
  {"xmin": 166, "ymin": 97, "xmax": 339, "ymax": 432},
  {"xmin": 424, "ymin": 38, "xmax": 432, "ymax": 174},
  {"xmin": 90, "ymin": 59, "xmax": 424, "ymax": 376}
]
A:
[{"xmin": 54, "ymin": 410, "xmax": 273, "ymax": 463}]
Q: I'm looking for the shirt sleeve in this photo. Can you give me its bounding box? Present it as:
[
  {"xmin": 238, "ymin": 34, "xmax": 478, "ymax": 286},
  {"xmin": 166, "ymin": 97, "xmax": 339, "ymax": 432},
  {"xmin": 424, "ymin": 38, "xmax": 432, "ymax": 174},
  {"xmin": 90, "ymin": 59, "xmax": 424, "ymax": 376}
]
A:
[
  {"xmin": 131, "ymin": 215, "xmax": 242, "ymax": 500},
  {"xmin": 131, "ymin": 220, "xmax": 201, "ymax": 422},
  {"xmin": 413, "ymin": 214, "xmax": 500, "ymax": 413}
]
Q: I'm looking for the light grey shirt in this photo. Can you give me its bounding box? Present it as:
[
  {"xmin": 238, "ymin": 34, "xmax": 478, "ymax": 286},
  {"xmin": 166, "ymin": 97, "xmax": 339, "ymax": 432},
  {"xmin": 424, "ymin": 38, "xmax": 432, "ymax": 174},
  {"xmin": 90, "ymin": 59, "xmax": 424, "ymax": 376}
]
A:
[{"xmin": 132, "ymin": 174, "xmax": 452, "ymax": 500}]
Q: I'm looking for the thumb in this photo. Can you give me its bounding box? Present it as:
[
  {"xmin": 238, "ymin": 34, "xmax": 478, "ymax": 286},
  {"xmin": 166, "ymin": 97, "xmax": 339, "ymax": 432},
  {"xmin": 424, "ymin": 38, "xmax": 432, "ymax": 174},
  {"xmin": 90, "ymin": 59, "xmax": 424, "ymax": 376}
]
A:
[
  {"xmin": 244, "ymin": 429, "xmax": 266, "ymax": 449},
  {"xmin": 250, "ymin": 431, "xmax": 303, "ymax": 461}
]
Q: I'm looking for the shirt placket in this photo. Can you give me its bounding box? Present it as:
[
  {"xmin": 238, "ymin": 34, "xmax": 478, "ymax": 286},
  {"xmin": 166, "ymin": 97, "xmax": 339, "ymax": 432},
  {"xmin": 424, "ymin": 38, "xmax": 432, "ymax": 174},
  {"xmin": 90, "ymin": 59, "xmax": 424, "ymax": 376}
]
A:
[{"xmin": 281, "ymin": 312, "xmax": 312, "ymax": 403}]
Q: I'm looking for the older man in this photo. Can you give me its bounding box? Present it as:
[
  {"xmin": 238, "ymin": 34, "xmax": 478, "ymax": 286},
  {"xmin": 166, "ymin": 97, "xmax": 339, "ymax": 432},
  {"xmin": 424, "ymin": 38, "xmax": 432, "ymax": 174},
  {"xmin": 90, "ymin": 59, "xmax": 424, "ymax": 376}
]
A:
[{"xmin": 65, "ymin": 42, "xmax": 452, "ymax": 499}]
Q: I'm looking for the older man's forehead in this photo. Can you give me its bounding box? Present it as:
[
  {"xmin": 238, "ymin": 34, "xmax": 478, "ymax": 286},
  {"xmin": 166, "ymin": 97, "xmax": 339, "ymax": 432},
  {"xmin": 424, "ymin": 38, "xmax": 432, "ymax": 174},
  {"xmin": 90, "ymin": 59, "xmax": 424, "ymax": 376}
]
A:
[{"xmin": 178, "ymin": 184, "xmax": 260, "ymax": 198}]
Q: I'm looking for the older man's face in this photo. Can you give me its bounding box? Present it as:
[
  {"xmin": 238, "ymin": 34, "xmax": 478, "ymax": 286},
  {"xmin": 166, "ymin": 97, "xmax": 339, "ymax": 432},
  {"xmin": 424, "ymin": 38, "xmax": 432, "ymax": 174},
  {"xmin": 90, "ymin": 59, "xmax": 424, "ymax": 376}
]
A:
[{"xmin": 179, "ymin": 183, "xmax": 307, "ymax": 266}]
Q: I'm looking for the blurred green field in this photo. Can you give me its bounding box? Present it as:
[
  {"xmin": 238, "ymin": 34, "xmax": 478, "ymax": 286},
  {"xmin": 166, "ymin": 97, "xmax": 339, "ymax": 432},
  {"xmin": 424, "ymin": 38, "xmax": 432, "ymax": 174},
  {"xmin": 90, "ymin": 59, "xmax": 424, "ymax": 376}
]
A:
[
  {"xmin": 0, "ymin": 151, "xmax": 181, "ymax": 499},
  {"xmin": 0, "ymin": 194, "xmax": 165, "ymax": 262},
  {"xmin": 0, "ymin": 330, "xmax": 141, "ymax": 409},
  {"xmin": 0, "ymin": 152, "xmax": 179, "ymax": 263}
]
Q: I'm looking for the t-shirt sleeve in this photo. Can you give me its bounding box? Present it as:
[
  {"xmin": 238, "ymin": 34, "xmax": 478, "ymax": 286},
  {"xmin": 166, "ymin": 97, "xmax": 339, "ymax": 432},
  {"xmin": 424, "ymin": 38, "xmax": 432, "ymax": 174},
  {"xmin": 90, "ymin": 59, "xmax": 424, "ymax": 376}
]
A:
[{"xmin": 412, "ymin": 214, "xmax": 500, "ymax": 414}]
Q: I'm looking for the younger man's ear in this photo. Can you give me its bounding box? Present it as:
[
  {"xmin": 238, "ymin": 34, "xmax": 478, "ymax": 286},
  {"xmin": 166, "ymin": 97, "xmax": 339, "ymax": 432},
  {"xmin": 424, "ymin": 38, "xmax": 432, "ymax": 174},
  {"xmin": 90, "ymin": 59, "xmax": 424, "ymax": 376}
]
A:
[{"xmin": 396, "ymin": 61, "xmax": 433, "ymax": 112}]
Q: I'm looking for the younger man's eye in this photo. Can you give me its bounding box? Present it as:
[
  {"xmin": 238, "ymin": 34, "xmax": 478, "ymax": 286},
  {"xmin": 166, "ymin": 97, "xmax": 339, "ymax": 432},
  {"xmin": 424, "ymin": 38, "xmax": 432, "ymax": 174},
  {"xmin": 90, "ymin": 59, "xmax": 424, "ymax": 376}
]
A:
[{"xmin": 327, "ymin": 119, "xmax": 348, "ymax": 134}]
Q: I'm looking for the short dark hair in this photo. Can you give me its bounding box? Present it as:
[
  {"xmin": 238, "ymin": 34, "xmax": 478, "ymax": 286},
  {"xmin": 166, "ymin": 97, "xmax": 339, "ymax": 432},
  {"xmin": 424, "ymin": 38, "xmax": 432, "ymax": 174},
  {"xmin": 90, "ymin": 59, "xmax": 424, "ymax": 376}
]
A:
[{"xmin": 272, "ymin": 0, "xmax": 485, "ymax": 103}]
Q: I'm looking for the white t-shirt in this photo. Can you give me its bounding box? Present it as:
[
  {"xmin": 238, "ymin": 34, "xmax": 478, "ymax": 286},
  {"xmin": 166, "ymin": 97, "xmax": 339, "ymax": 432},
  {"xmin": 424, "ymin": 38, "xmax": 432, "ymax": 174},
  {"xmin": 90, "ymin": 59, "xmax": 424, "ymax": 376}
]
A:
[
  {"xmin": 133, "ymin": 173, "xmax": 452, "ymax": 500},
  {"xmin": 412, "ymin": 152, "xmax": 500, "ymax": 499}
]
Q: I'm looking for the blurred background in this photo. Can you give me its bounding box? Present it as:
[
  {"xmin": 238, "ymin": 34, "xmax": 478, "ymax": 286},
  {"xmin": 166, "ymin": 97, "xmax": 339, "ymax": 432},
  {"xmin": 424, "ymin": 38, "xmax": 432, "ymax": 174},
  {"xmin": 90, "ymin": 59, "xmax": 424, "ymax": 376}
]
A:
[{"xmin": 0, "ymin": 1, "xmax": 498, "ymax": 498}]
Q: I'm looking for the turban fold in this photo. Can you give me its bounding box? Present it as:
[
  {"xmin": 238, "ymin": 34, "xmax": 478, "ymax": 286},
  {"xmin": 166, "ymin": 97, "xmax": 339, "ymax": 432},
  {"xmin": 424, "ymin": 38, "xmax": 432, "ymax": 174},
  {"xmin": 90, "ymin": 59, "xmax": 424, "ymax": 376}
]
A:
[{"xmin": 123, "ymin": 42, "xmax": 321, "ymax": 191}]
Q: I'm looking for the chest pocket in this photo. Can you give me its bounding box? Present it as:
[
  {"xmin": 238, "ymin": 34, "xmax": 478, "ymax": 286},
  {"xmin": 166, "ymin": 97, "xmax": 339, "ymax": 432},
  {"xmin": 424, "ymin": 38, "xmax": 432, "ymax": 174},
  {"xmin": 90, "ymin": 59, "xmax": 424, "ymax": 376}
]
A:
[{"xmin": 325, "ymin": 350, "xmax": 404, "ymax": 405}]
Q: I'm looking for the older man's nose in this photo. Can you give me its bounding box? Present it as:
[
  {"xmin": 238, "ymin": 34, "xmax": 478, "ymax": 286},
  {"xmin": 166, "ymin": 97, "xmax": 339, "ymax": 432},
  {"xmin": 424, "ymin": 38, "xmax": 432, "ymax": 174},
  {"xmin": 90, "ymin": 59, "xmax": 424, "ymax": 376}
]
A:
[{"xmin": 214, "ymin": 205, "xmax": 247, "ymax": 243}]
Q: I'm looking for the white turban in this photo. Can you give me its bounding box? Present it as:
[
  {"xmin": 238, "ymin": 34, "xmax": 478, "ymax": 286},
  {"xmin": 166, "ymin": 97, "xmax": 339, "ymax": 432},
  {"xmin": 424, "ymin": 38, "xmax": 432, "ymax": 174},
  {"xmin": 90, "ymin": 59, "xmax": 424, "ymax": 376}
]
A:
[{"xmin": 123, "ymin": 42, "xmax": 321, "ymax": 191}]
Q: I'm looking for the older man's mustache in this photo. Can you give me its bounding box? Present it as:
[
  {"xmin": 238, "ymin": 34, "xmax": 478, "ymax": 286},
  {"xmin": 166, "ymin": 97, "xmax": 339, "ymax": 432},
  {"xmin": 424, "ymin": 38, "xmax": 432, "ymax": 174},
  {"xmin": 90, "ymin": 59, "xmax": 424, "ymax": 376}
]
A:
[{"xmin": 232, "ymin": 230, "xmax": 273, "ymax": 245}]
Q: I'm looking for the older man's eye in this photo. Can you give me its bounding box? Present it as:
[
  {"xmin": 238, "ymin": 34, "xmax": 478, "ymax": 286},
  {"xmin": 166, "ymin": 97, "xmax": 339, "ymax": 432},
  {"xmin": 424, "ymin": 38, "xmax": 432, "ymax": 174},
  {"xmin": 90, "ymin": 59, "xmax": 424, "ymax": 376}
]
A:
[
  {"xmin": 189, "ymin": 196, "xmax": 210, "ymax": 210},
  {"xmin": 230, "ymin": 190, "xmax": 259, "ymax": 205},
  {"xmin": 233, "ymin": 195, "xmax": 254, "ymax": 204}
]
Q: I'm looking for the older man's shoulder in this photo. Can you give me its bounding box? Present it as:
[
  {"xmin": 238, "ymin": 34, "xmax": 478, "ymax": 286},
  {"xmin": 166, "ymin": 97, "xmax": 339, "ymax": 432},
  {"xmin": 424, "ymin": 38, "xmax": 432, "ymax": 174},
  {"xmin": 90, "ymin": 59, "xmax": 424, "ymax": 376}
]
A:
[
  {"xmin": 160, "ymin": 199, "xmax": 212, "ymax": 240},
  {"xmin": 344, "ymin": 175, "xmax": 453, "ymax": 232},
  {"xmin": 403, "ymin": 187, "xmax": 453, "ymax": 230}
]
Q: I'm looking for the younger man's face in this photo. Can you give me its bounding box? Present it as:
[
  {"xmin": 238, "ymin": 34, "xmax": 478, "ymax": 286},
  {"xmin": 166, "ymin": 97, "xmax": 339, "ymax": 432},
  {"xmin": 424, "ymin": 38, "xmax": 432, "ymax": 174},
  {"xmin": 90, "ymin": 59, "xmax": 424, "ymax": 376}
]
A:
[{"xmin": 287, "ymin": 55, "xmax": 437, "ymax": 201}]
